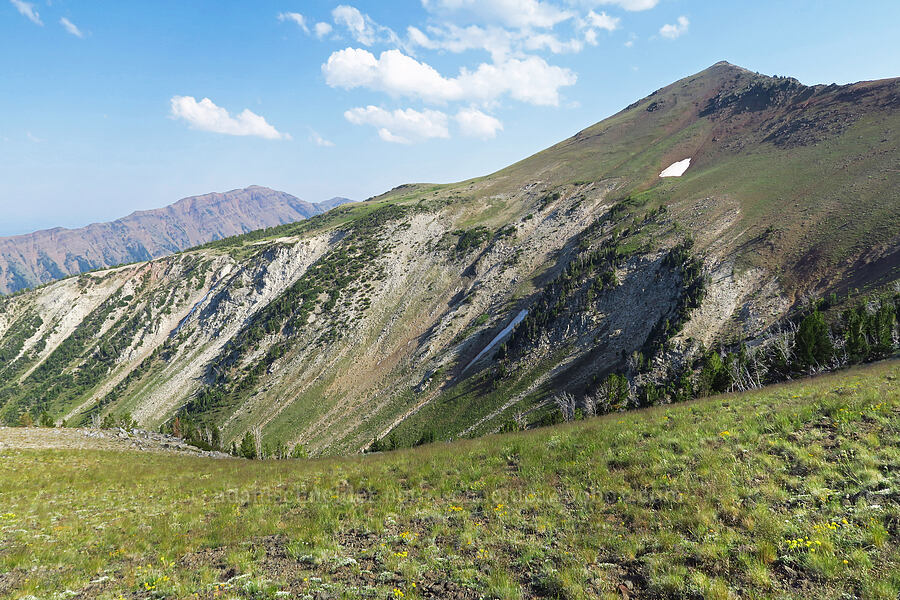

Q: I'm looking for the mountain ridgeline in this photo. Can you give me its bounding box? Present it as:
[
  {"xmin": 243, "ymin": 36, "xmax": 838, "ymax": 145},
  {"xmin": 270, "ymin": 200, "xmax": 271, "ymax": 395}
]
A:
[
  {"xmin": 0, "ymin": 62, "xmax": 897, "ymax": 455},
  {"xmin": 0, "ymin": 186, "xmax": 351, "ymax": 294}
]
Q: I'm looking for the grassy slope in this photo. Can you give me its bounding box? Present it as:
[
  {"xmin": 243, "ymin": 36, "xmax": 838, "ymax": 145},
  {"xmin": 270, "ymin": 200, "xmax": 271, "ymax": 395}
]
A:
[
  {"xmin": 495, "ymin": 66, "xmax": 899, "ymax": 293},
  {"xmin": 2, "ymin": 360, "xmax": 898, "ymax": 600}
]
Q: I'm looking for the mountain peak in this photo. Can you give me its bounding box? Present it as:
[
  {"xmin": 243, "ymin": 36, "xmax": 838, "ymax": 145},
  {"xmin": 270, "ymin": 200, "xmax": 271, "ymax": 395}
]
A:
[{"xmin": 707, "ymin": 60, "xmax": 748, "ymax": 70}]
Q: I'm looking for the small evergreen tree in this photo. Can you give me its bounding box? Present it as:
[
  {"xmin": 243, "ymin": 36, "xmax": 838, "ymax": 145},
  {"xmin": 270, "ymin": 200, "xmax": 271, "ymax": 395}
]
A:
[
  {"xmin": 697, "ymin": 351, "xmax": 728, "ymax": 397},
  {"xmin": 239, "ymin": 432, "xmax": 257, "ymax": 459},
  {"xmin": 794, "ymin": 310, "xmax": 833, "ymax": 370},
  {"xmin": 210, "ymin": 426, "xmax": 222, "ymax": 451},
  {"xmin": 641, "ymin": 383, "xmax": 659, "ymax": 406},
  {"xmin": 871, "ymin": 300, "xmax": 897, "ymax": 357},
  {"xmin": 843, "ymin": 303, "xmax": 870, "ymax": 363}
]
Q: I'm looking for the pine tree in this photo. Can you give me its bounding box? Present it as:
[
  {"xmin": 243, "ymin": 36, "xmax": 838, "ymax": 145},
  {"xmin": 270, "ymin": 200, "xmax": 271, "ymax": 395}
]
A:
[
  {"xmin": 844, "ymin": 303, "xmax": 870, "ymax": 363},
  {"xmin": 210, "ymin": 427, "xmax": 221, "ymax": 451},
  {"xmin": 872, "ymin": 300, "xmax": 897, "ymax": 357},
  {"xmin": 697, "ymin": 351, "xmax": 728, "ymax": 396},
  {"xmin": 794, "ymin": 310, "xmax": 833, "ymax": 370},
  {"xmin": 239, "ymin": 432, "xmax": 257, "ymax": 459}
]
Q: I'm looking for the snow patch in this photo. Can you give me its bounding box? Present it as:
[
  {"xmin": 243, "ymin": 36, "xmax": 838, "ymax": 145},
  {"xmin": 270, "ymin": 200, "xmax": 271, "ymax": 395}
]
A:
[
  {"xmin": 462, "ymin": 309, "xmax": 528, "ymax": 373},
  {"xmin": 660, "ymin": 158, "xmax": 691, "ymax": 177}
]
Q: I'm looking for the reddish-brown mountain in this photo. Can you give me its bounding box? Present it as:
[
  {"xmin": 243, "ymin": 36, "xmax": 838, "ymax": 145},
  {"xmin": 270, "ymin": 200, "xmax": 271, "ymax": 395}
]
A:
[{"xmin": 0, "ymin": 186, "xmax": 349, "ymax": 294}]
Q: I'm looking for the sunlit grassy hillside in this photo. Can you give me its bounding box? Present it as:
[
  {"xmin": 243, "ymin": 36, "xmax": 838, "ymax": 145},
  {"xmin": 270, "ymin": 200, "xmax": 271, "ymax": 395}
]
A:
[{"xmin": 2, "ymin": 360, "xmax": 898, "ymax": 599}]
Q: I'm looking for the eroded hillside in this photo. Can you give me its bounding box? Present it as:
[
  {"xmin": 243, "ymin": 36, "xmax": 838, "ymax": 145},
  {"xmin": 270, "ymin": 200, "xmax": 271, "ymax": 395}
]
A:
[{"xmin": 0, "ymin": 62, "xmax": 897, "ymax": 454}]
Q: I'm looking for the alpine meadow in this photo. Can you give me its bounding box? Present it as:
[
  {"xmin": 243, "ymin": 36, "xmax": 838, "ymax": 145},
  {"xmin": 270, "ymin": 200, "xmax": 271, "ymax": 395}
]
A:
[{"xmin": 0, "ymin": 2, "xmax": 898, "ymax": 599}]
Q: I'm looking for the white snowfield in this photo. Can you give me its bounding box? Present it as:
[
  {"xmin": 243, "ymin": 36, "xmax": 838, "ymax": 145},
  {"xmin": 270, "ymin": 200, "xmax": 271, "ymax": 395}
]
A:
[
  {"xmin": 462, "ymin": 309, "xmax": 529, "ymax": 373},
  {"xmin": 660, "ymin": 158, "xmax": 691, "ymax": 177}
]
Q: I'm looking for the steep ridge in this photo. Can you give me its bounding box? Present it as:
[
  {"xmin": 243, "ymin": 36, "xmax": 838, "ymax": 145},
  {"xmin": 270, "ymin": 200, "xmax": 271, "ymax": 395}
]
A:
[
  {"xmin": 0, "ymin": 62, "xmax": 896, "ymax": 455},
  {"xmin": 0, "ymin": 186, "xmax": 350, "ymax": 294}
]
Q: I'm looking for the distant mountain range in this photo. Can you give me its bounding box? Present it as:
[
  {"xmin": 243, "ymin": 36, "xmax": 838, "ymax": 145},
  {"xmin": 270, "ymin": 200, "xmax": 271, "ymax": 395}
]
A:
[{"xmin": 0, "ymin": 187, "xmax": 351, "ymax": 294}]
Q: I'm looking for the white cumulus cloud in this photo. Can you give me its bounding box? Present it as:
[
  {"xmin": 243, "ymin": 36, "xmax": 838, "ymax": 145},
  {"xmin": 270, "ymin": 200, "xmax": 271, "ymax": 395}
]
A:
[
  {"xmin": 314, "ymin": 22, "xmax": 333, "ymax": 38},
  {"xmin": 278, "ymin": 12, "xmax": 309, "ymax": 33},
  {"xmin": 582, "ymin": 10, "xmax": 619, "ymax": 32},
  {"xmin": 323, "ymin": 47, "xmax": 576, "ymax": 107},
  {"xmin": 10, "ymin": 0, "xmax": 41, "ymax": 25},
  {"xmin": 455, "ymin": 108, "xmax": 503, "ymax": 139},
  {"xmin": 169, "ymin": 96, "xmax": 290, "ymax": 140},
  {"xmin": 577, "ymin": 9, "xmax": 619, "ymax": 46},
  {"xmin": 59, "ymin": 17, "xmax": 84, "ymax": 38},
  {"xmin": 344, "ymin": 105, "xmax": 450, "ymax": 144},
  {"xmin": 659, "ymin": 15, "xmax": 689, "ymax": 39}
]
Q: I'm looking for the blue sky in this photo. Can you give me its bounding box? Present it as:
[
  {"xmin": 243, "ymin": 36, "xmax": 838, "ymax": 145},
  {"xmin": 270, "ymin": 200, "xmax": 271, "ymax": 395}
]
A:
[{"xmin": 1, "ymin": 0, "xmax": 898, "ymax": 236}]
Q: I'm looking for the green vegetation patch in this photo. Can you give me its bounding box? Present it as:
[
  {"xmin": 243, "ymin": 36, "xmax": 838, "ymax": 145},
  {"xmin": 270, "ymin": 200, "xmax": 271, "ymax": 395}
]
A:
[{"xmin": 1, "ymin": 361, "xmax": 898, "ymax": 598}]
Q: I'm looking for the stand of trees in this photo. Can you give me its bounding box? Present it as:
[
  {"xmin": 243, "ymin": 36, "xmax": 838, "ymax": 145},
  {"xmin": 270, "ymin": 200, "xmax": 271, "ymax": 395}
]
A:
[{"xmin": 552, "ymin": 292, "xmax": 899, "ymax": 424}]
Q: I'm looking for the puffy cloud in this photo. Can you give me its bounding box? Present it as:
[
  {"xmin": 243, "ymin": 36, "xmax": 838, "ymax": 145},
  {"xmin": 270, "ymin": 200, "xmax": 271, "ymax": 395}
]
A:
[
  {"xmin": 323, "ymin": 48, "xmax": 460, "ymax": 101},
  {"xmin": 309, "ymin": 131, "xmax": 335, "ymax": 147},
  {"xmin": 332, "ymin": 5, "xmax": 400, "ymax": 46},
  {"xmin": 455, "ymin": 108, "xmax": 503, "ymax": 139},
  {"xmin": 344, "ymin": 106, "xmax": 450, "ymax": 144},
  {"xmin": 659, "ymin": 15, "xmax": 689, "ymax": 39},
  {"xmin": 278, "ymin": 12, "xmax": 309, "ymax": 33},
  {"xmin": 575, "ymin": 9, "xmax": 618, "ymax": 47},
  {"xmin": 422, "ymin": 0, "xmax": 572, "ymax": 29},
  {"xmin": 582, "ymin": 10, "xmax": 619, "ymax": 32},
  {"xmin": 169, "ymin": 96, "xmax": 290, "ymax": 140},
  {"xmin": 59, "ymin": 17, "xmax": 84, "ymax": 38},
  {"xmin": 314, "ymin": 22, "xmax": 333, "ymax": 38},
  {"xmin": 10, "ymin": 0, "xmax": 41, "ymax": 25},
  {"xmin": 323, "ymin": 48, "xmax": 576, "ymax": 106},
  {"xmin": 464, "ymin": 55, "xmax": 577, "ymax": 105}
]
